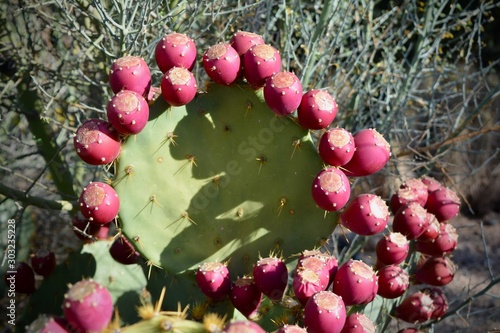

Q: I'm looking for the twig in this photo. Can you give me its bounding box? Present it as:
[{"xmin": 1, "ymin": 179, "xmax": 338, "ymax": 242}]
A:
[{"xmin": 0, "ymin": 182, "xmax": 76, "ymax": 212}]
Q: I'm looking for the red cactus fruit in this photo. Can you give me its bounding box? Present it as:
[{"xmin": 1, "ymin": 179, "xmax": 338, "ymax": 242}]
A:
[
  {"xmin": 424, "ymin": 186, "xmax": 461, "ymax": 222},
  {"xmin": 230, "ymin": 276, "xmax": 262, "ymax": 319},
  {"xmin": 73, "ymin": 119, "xmax": 121, "ymax": 166},
  {"xmin": 293, "ymin": 268, "xmax": 328, "ymax": 306},
  {"xmin": 400, "ymin": 178, "xmax": 428, "ymax": 207},
  {"xmin": 26, "ymin": 315, "xmax": 69, "ymax": 333},
  {"xmin": 417, "ymin": 213, "xmax": 440, "ymax": 240},
  {"xmin": 109, "ymin": 55, "xmax": 151, "ymax": 97},
  {"xmin": 303, "ymin": 291, "xmax": 347, "ymax": 333},
  {"xmin": 333, "ymin": 259, "xmax": 378, "ymax": 306},
  {"xmin": 5, "ymin": 262, "xmax": 36, "ymax": 294},
  {"xmin": 376, "ymin": 264, "xmax": 410, "ymax": 299},
  {"xmin": 63, "ymin": 279, "xmax": 113, "ymax": 332},
  {"xmin": 296, "ymin": 256, "xmax": 330, "ymax": 287},
  {"xmin": 253, "ymin": 256, "xmax": 288, "ymax": 301},
  {"xmin": 155, "ymin": 32, "xmax": 197, "ymax": 73},
  {"xmin": 414, "ymin": 256, "xmax": 456, "ymax": 286},
  {"xmin": 340, "ymin": 193, "xmax": 390, "ymax": 236},
  {"xmin": 297, "ymin": 89, "xmax": 338, "ymax": 130},
  {"xmin": 318, "ymin": 128, "xmax": 355, "ymax": 167},
  {"xmin": 242, "ymin": 44, "xmax": 281, "ymax": 88},
  {"xmin": 424, "ymin": 287, "xmax": 448, "ymax": 319},
  {"xmin": 311, "ymin": 167, "xmax": 351, "ymax": 212},
  {"xmin": 392, "ymin": 202, "xmax": 429, "ymax": 240},
  {"xmin": 420, "ymin": 175, "xmax": 443, "ymax": 193},
  {"xmin": 276, "ymin": 325, "xmax": 307, "ymax": 333},
  {"xmin": 299, "ymin": 249, "xmax": 338, "ymax": 285},
  {"xmin": 343, "ymin": 128, "xmax": 391, "ymax": 177},
  {"xmin": 109, "ymin": 235, "xmax": 141, "ymax": 265},
  {"xmin": 72, "ymin": 214, "xmax": 109, "ymax": 242},
  {"xmin": 79, "ymin": 182, "xmax": 120, "ymax": 225},
  {"xmin": 395, "ymin": 290, "xmax": 435, "ymax": 324},
  {"xmin": 375, "ymin": 232, "xmax": 410, "ymax": 266},
  {"xmin": 196, "ymin": 261, "xmax": 231, "ymax": 301},
  {"xmin": 340, "ymin": 313, "xmax": 376, "ymax": 333},
  {"xmin": 106, "ymin": 90, "xmax": 149, "ymax": 135},
  {"xmin": 31, "ymin": 249, "xmax": 56, "ymax": 277},
  {"xmin": 223, "ymin": 320, "xmax": 265, "ymax": 333},
  {"xmin": 263, "ymin": 71, "xmax": 303, "ymax": 116},
  {"xmin": 203, "ymin": 43, "xmax": 241, "ymax": 86},
  {"xmin": 161, "ymin": 66, "xmax": 197, "ymax": 106},
  {"xmin": 230, "ymin": 31, "xmax": 265, "ymax": 57},
  {"xmin": 390, "ymin": 187, "xmax": 421, "ymax": 215},
  {"xmin": 415, "ymin": 222, "xmax": 458, "ymax": 256}
]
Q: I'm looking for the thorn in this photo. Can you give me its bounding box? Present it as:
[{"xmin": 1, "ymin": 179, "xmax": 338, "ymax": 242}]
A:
[
  {"xmin": 256, "ymin": 155, "xmax": 267, "ymax": 174},
  {"xmin": 277, "ymin": 197, "xmax": 287, "ymax": 217},
  {"xmin": 291, "ymin": 139, "xmax": 302, "ymax": 160}
]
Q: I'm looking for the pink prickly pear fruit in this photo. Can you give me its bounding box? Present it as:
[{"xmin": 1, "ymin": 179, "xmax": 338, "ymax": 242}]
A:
[
  {"xmin": 109, "ymin": 55, "xmax": 151, "ymax": 97},
  {"xmin": 400, "ymin": 178, "xmax": 429, "ymax": 207},
  {"xmin": 417, "ymin": 213, "xmax": 440, "ymax": 240},
  {"xmin": 415, "ymin": 222, "xmax": 458, "ymax": 256},
  {"xmin": 223, "ymin": 320, "xmax": 265, "ymax": 333},
  {"xmin": 203, "ymin": 43, "xmax": 241, "ymax": 86},
  {"xmin": 276, "ymin": 325, "xmax": 307, "ymax": 333},
  {"xmin": 242, "ymin": 44, "xmax": 281, "ymax": 88},
  {"xmin": 414, "ymin": 256, "xmax": 455, "ymax": 286},
  {"xmin": 73, "ymin": 119, "xmax": 121, "ymax": 166},
  {"xmin": 293, "ymin": 268, "xmax": 328, "ymax": 306},
  {"xmin": 376, "ymin": 264, "xmax": 410, "ymax": 299},
  {"xmin": 263, "ymin": 71, "xmax": 303, "ymax": 116},
  {"xmin": 253, "ymin": 256, "xmax": 288, "ymax": 301},
  {"xmin": 420, "ymin": 175, "xmax": 443, "ymax": 193},
  {"xmin": 79, "ymin": 182, "xmax": 120, "ymax": 225},
  {"xmin": 311, "ymin": 167, "xmax": 351, "ymax": 212},
  {"xmin": 340, "ymin": 313, "xmax": 376, "ymax": 333},
  {"xmin": 26, "ymin": 315, "xmax": 69, "ymax": 333},
  {"xmin": 63, "ymin": 279, "xmax": 113, "ymax": 333},
  {"xmin": 109, "ymin": 235, "xmax": 141, "ymax": 265},
  {"xmin": 389, "ymin": 186, "xmax": 421, "ymax": 215},
  {"xmin": 424, "ymin": 186, "xmax": 461, "ymax": 222},
  {"xmin": 195, "ymin": 261, "xmax": 231, "ymax": 301},
  {"xmin": 106, "ymin": 90, "xmax": 149, "ymax": 135},
  {"xmin": 296, "ymin": 255, "xmax": 331, "ymax": 287},
  {"xmin": 299, "ymin": 249, "xmax": 338, "ymax": 285},
  {"xmin": 340, "ymin": 193, "xmax": 390, "ymax": 236},
  {"xmin": 375, "ymin": 232, "xmax": 409, "ymax": 266},
  {"xmin": 31, "ymin": 249, "xmax": 56, "ymax": 277},
  {"xmin": 230, "ymin": 276, "xmax": 262, "ymax": 319},
  {"xmin": 392, "ymin": 202, "xmax": 429, "ymax": 240},
  {"xmin": 395, "ymin": 290, "xmax": 435, "ymax": 324},
  {"xmin": 303, "ymin": 291, "xmax": 347, "ymax": 333},
  {"xmin": 343, "ymin": 128, "xmax": 391, "ymax": 177},
  {"xmin": 423, "ymin": 287, "xmax": 448, "ymax": 319},
  {"xmin": 155, "ymin": 32, "xmax": 197, "ymax": 73},
  {"xmin": 5, "ymin": 262, "xmax": 36, "ymax": 294},
  {"xmin": 161, "ymin": 66, "xmax": 197, "ymax": 106},
  {"xmin": 333, "ymin": 259, "xmax": 378, "ymax": 306},
  {"xmin": 297, "ymin": 89, "xmax": 338, "ymax": 130},
  {"xmin": 318, "ymin": 128, "xmax": 355, "ymax": 167},
  {"xmin": 230, "ymin": 31, "xmax": 265, "ymax": 57}
]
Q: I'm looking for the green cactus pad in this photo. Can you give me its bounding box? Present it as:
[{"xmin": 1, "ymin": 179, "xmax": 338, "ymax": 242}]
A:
[{"xmin": 114, "ymin": 83, "xmax": 336, "ymax": 278}]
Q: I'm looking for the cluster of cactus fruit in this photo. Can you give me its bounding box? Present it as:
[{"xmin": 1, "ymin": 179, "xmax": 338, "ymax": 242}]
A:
[{"xmin": 13, "ymin": 30, "xmax": 462, "ymax": 332}]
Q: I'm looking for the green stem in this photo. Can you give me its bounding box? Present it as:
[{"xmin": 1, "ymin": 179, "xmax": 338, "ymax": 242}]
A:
[{"xmin": 0, "ymin": 182, "xmax": 76, "ymax": 212}]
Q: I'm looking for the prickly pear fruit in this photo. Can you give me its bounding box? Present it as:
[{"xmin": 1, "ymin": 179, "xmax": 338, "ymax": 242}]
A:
[
  {"xmin": 230, "ymin": 31, "xmax": 265, "ymax": 56},
  {"xmin": 392, "ymin": 202, "xmax": 429, "ymax": 240},
  {"xmin": 276, "ymin": 324, "xmax": 307, "ymax": 333},
  {"xmin": 161, "ymin": 66, "xmax": 197, "ymax": 106},
  {"xmin": 223, "ymin": 320, "xmax": 265, "ymax": 333},
  {"xmin": 73, "ymin": 119, "xmax": 121, "ymax": 166},
  {"xmin": 63, "ymin": 279, "xmax": 113, "ymax": 333},
  {"xmin": 243, "ymin": 44, "xmax": 281, "ymax": 88},
  {"xmin": 78, "ymin": 181, "xmax": 120, "ymax": 224},
  {"xmin": 418, "ymin": 213, "xmax": 440, "ymax": 240},
  {"xmin": 390, "ymin": 186, "xmax": 422, "ymax": 215},
  {"xmin": 31, "ymin": 249, "xmax": 56, "ymax": 277},
  {"xmin": 376, "ymin": 264, "xmax": 409, "ymax": 299},
  {"xmin": 196, "ymin": 261, "xmax": 231, "ymax": 301},
  {"xmin": 318, "ymin": 128, "xmax": 355, "ymax": 167},
  {"xmin": 263, "ymin": 71, "xmax": 303, "ymax": 116},
  {"xmin": 400, "ymin": 178, "xmax": 429, "ymax": 207},
  {"xmin": 106, "ymin": 90, "xmax": 149, "ymax": 135},
  {"xmin": 395, "ymin": 290, "xmax": 434, "ymax": 324},
  {"xmin": 414, "ymin": 256, "xmax": 455, "ymax": 286},
  {"xmin": 155, "ymin": 32, "xmax": 197, "ymax": 73},
  {"xmin": 424, "ymin": 186, "xmax": 461, "ymax": 222},
  {"xmin": 375, "ymin": 232, "xmax": 409, "ymax": 266},
  {"xmin": 296, "ymin": 255, "xmax": 330, "ymax": 287},
  {"xmin": 299, "ymin": 249, "xmax": 338, "ymax": 285},
  {"xmin": 343, "ymin": 128, "xmax": 391, "ymax": 177},
  {"xmin": 109, "ymin": 55, "xmax": 151, "ymax": 96},
  {"xmin": 297, "ymin": 89, "xmax": 338, "ymax": 130},
  {"xmin": 340, "ymin": 193, "xmax": 389, "ymax": 236},
  {"xmin": 26, "ymin": 315, "xmax": 69, "ymax": 333},
  {"xmin": 424, "ymin": 287, "xmax": 448, "ymax": 319},
  {"xmin": 340, "ymin": 313, "xmax": 376, "ymax": 333},
  {"xmin": 203, "ymin": 43, "xmax": 241, "ymax": 86},
  {"xmin": 333, "ymin": 259, "xmax": 378, "ymax": 306},
  {"xmin": 420, "ymin": 175, "xmax": 443, "ymax": 193},
  {"xmin": 5, "ymin": 262, "xmax": 36, "ymax": 294},
  {"xmin": 415, "ymin": 222, "xmax": 458, "ymax": 256},
  {"xmin": 311, "ymin": 167, "xmax": 351, "ymax": 212},
  {"xmin": 230, "ymin": 276, "xmax": 262, "ymax": 319},
  {"xmin": 303, "ymin": 291, "xmax": 347, "ymax": 333},
  {"xmin": 293, "ymin": 268, "xmax": 328, "ymax": 306},
  {"xmin": 109, "ymin": 235, "xmax": 141, "ymax": 265},
  {"xmin": 253, "ymin": 256, "xmax": 288, "ymax": 301}
]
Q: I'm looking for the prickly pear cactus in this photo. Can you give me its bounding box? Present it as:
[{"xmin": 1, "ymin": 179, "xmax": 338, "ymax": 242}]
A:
[{"xmin": 114, "ymin": 83, "xmax": 335, "ymax": 281}]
